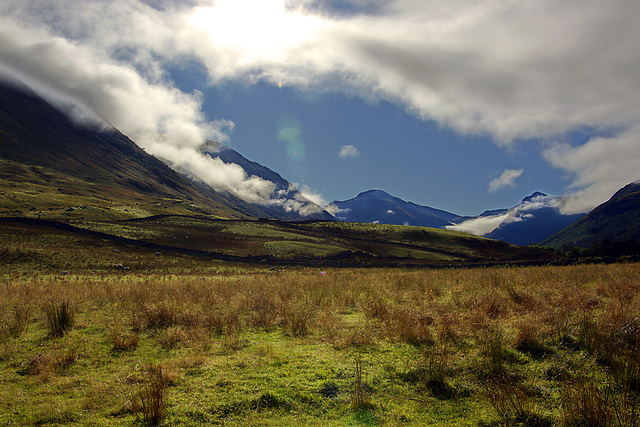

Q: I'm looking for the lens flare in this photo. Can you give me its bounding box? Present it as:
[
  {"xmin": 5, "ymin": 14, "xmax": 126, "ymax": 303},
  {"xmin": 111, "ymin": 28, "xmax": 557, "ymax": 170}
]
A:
[
  {"xmin": 277, "ymin": 113, "xmax": 306, "ymax": 161},
  {"xmin": 277, "ymin": 113, "xmax": 301, "ymax": 135},
  {"xmin": 278, "ymin": 126, "xmax": 301, "ymax": 141},
  {"xmin": 285, "ymin": 140, "xmax": 305, "ymax": 161}
]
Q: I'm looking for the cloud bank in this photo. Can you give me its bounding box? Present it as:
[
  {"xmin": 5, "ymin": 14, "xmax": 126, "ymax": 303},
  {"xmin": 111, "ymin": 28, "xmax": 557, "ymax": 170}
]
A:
[
  {"xmin": 447, "ymin": 193, "xmax": 562, "ymax": 236},
  {"xmin": 1, "ymin": 0, "xmax": 640, "ymax": 212}
]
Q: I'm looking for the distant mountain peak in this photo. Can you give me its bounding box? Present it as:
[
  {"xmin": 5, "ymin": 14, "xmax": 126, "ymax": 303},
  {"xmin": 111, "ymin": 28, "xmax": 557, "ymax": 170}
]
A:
[
  {"xmin": 543, "ymin": 180, "xmax": 640, "ymax": 249},
  {"xmin": 522, "ymin": 192, "xmax": 548, "ymax": 203},
  {"xmin": 199, "ymin": 140, "xmax": 334, "ymax": 221},
  {"xmin": 331, "ymin": 189, "xmax": 460, "ymax": 227},
  {"xmin": 358, "ymin": 189, "xmax": 393, "ymax": 198},
  {"xmin": 447, "ymin": 191, "xmax": 585, "ymax": 246}
]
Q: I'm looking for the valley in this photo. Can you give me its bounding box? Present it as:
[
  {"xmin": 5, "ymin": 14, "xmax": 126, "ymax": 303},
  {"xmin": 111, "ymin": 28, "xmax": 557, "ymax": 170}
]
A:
[{"xmin": 2, "ymin": 78, "xmax": 640, "ymax": 427}]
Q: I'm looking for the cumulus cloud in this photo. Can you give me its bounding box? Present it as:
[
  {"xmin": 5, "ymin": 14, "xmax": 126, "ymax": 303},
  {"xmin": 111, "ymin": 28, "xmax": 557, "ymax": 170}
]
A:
[
  {"xmin": 295, "ymin": 183, "xmax": 329, "ymax": 209},
  {"xmin": 0, "ymin": 3, "xmax": 297, "ymax": 208},
  {"xmin": 1, "ymin": 0, "xmax": 640, "ymax": 211},
  {"xmin": 543, "ymin": 124, "xmax": 640, "ymax": 213},
  {"xmin": 447, "ymin": 213, "xmax": 509, "ymax": 236},
  {"xmin": 489, "ymin": 169, "xmax": 524, "ymax": 192},
  {"xmin": 338, "ymin": 144, "xmax": 360, "ymax": 160},
  {"xmin": 324, "ymin": 203, "xmax": 350, "ymax": 219}
]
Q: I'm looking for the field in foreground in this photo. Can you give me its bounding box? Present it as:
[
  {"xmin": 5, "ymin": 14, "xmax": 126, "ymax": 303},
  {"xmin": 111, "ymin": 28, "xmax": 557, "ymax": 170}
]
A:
[{"xmin": 2, "ymin": 263, "xmax": 640, "ymax": 426}]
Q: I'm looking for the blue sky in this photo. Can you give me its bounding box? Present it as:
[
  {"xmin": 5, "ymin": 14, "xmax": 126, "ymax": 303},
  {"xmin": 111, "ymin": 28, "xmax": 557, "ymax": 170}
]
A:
[
  {"xmin": 1, "ymin": 0, "xmax": 639, "ymax": 216},
  {"xmin": 195, "ymin": 79, "xmax": 565, "ymax": 216}
]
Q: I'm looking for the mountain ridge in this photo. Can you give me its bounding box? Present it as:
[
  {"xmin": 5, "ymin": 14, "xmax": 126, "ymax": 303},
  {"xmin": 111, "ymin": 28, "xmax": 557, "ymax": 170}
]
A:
[
  {"xmin": 200, "ymin": 141, "xmax": 334, "ymax": 220},
  {"xmin": 329, "ymin": 189, "xmax": 460, "ymax": 228},
  {"xmin": 0, "ymin": 80, "xmax": 309, "ymax": 221},
  {"xmin": 447, "ymin": 192, "xmax": 585, "ymax": 246},
  {"xmin": 542, "ymin": 181, "xmax": 640, "ymax": 249}
]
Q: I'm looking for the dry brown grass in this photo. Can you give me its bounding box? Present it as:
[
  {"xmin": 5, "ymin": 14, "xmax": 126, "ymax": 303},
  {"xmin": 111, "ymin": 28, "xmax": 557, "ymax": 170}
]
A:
[{"xmin": 4, "ymin": 263, "xmax": 640, "ymax": 424}]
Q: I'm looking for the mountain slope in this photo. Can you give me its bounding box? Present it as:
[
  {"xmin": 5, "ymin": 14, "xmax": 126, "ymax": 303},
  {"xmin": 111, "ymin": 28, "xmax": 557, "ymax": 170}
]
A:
[
  {"xmin": 542, "ymin": 181, "xmax": 640, "ymax": 249},
  {"xmin": 200, "ymin": 141, "xmax": 335, "ymax": 220},
  {"xmin": 328, "ymin": 190, "xmax": 460, "ymax": 228},
  {"xmin": 447, "ymin": 192, "xmax": 585, "ymax": 246},
  {"xmin": 0, "ymin": 80, "xmax": 281, "ymax": 220}
]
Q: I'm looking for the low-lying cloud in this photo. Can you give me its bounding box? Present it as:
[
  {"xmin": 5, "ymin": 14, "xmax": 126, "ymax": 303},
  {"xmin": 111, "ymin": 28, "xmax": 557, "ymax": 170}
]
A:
[
  {"xmin": 447, "ymin": 193, "xmax": 562, "ymax": 236},
  {"xmin": 1, "ymin": 0, "xmax": 640, "ymax": 213}
]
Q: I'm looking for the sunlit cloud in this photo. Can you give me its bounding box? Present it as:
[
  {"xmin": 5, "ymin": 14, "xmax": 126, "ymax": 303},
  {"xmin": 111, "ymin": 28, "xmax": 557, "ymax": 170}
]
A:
[
  {"xmin": 447, "ymin": 213, "xmax": 511, "ymax": 236},
  {"xmin": 489, "ymin": 169, "xmax": 524, "ymax": 193},
  {"xmin": 1, "ymin": 0, "xmax": 639, "ymax": 211},
  {"xmin": 338, "ymin": 144, "xmax": 360, "ymax": 160},
  {"xmin": 447, "ymin": 193, "xmax": 561, "ymax": 236}
]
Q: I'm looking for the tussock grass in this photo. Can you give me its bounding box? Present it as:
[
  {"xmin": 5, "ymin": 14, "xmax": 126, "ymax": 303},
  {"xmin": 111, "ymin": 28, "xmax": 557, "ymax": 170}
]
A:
[
  {"xmin": 135, "ymin": 364, "xmax": 167, "ymax": 426},
  {"xmin": 2, "ymin": 263, "xmax": 640, "ymax": 425},
  {"xmin": 44, "ymin": 300, "xmax": 74, "ymax": 338}
]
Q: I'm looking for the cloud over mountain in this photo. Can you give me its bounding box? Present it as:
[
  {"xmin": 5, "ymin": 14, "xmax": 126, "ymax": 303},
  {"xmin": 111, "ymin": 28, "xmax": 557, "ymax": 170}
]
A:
[
  {"xmin": 447, "ymin": 192, "xmax": 586, "ymax": 245},
  {"xmin": 1, "ymin": 0, "xmax": 639, "ymax": 212}
]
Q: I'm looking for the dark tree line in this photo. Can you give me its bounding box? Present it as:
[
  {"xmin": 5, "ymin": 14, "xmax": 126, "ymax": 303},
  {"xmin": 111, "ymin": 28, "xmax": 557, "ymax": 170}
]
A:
[{"xmin": 561, "ymin": 239, "xmax": 640, "ymax": 258}]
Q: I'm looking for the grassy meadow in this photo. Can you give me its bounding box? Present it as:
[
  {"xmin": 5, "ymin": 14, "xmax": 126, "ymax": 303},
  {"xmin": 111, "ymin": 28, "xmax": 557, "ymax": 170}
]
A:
[{"xmin": 3, "ymin": 262, "xmax": 640, "ymax": 426}]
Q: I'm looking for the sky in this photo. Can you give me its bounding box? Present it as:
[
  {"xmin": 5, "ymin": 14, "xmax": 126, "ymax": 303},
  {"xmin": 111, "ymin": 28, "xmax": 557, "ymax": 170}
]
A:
[{"xmin": 1, "ymin": 0, "xmax": 639, "ymax": 216}]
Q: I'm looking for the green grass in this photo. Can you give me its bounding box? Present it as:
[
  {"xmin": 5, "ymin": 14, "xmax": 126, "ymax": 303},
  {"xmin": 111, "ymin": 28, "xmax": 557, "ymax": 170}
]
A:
[
  {"xmin": 2, "ymin": 263, "xmax": 640, "ymax": 425},
  {"xmin": 0, "ymin": 160, "xmax": 235, "ymax": 221},
  {"xmin": 4, "ymin": 214, "xmax": 558, "ymax": 269}
]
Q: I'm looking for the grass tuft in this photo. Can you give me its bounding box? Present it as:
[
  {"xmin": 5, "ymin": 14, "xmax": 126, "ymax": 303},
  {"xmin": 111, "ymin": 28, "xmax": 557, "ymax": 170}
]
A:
[
  {"xmin": 136, "ymin": 364, "xmax": 167, "ymax": 426},
  {"xmin": 352, "ymin": 356, "xmax": 374, "ymax": 411},
  {"xmin": 1, "ymin": 304, "xmax": 30, "ymax": 338},
  {"xmin": 45, "ymin": 301, "xmax": 74, "ymax": 338}
]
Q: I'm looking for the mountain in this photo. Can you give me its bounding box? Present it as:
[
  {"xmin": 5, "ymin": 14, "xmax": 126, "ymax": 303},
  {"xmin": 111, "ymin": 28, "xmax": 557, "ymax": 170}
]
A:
[
  {"xmin": 328, "ymin": 190, "xmax": 460, "ymax": 228},
  {"xmin": 542, "ymin": 181, "xmax": 640, "ymax": 249},
  {"xmin": 447, "ymin": 192, "xmax": 585, "ymax": 246},
  {"xmin": 0, "ymin": 79, "xmax": 311, "ymax": 221},
  {"xmin": 199, "ymin": 141, "xmax": 334, "ymax": 220}
]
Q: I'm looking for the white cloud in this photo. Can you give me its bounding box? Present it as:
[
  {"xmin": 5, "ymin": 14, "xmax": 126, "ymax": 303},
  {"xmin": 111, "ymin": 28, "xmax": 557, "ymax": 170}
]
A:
[
  {"xmin": 0, "ymin": 5, "xmax": 283, "ymax": 208},
  {"xmin": 447, "ymin": 193, "xmax": 562, "ymax": 236},
  {"xmin": 324, "ymin": 203, "xmax": 349, "ymax": 218},
  {"xmin": 543, "ymin": 124, "xmax": 640, "ymax": 213},
  {"xmin": 488, "ymin": 169, "xmax": 524, "ymax": 192},
  {"xmin": 447, "ymin": 213, "xmax": 510, "ymax": 236},
  {"xmin": 295, "ymin": 183, "xmax": 329, "ymax": 208},
  {"xmin": 338, "ymin": 144, "xmax": 360, "ymax": 160},
  {"xmin": 1, "ymin": 0, "xmax": 640, "ymax": 211}
]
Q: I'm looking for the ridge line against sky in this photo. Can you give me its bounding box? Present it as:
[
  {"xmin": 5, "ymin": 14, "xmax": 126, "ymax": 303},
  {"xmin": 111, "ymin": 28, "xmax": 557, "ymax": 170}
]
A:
[{"xmin": 1, "ymin": 0, "xmax": 639, "ymax": 216}]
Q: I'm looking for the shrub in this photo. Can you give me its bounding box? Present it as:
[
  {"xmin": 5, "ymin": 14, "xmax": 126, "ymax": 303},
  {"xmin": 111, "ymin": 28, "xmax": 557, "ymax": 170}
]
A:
[{"xmin": 404, "ymin": 345, "xmax": 456, "ymax": 400}]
